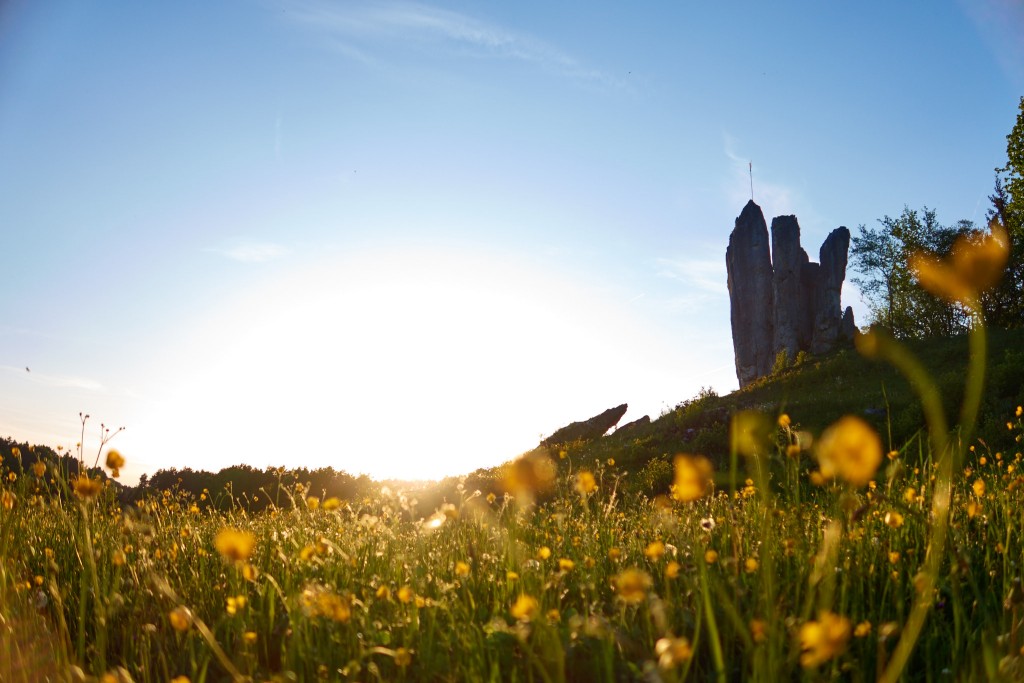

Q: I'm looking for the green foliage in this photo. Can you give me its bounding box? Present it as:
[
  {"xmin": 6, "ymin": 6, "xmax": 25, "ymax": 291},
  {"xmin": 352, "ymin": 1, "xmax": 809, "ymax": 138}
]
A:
[
  {"xmin": 850, "ymin": 206, "xmax": 973, "ymax": 339},
  {"xmin": 770, "ymin": 348, "xmax": 789, "ymax": 376},
  {"xmin": 986, "ymin": 96, "xmax": 1024, "ymax": 328},
  {"xmin": 1000, "ymin": 96, "xmax": 1024, "ymax": 227},
  {"xmin": 631, "ymin": 456, "xmax": 673, "ymax": 496}
]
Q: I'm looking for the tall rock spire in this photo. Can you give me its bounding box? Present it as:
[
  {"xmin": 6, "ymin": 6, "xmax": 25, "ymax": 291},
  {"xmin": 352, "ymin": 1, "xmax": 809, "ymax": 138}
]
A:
[
  {"xmin": 811, "ymin": 227, "xmax": 851, "ymax": 354},
  {"xmin": 771, "ymin": 215, "xmax": 809, "ymax": 362},
  {"xmin": 726, "ymin": 200, "xmax": 774, "ymax": 387},
  {"xmin": 726, "ymin": 203, "xmax": 855, "ymax": 388}
]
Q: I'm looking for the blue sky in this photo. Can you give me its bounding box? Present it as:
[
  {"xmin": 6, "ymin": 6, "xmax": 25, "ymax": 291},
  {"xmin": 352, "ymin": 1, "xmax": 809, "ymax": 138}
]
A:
[{"xmin": 1, "ymin": 0, "xmax": 1022, "ymax": 482}]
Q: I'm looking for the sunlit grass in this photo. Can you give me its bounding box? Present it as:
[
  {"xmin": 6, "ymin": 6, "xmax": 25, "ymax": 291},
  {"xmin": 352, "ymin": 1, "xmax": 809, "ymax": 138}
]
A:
[
  {"xmin": 1, "ymin": 220, "xmax": 1021, "ymax": 681},
  {"xmin": 1, "ymin": 397, "xmax": 1023, "ymax": 681}
]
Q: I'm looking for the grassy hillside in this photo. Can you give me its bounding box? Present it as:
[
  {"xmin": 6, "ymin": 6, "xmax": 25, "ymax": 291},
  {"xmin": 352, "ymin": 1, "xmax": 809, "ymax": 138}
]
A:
[
  {"xmin": 525, "ymin": 328, "xmax": 1024, "ymax": 497},
  {"xmin": 2, "ymin": 327, "xmax": 1024, "ymax": 681}
]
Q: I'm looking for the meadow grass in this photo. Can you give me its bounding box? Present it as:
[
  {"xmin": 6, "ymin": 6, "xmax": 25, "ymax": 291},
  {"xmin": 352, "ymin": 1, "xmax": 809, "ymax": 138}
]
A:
[
  {"xmin": 1, "ymin": 393, "xmax": 1023, "ymax": 681},
  {"xmin": 1, "ymin": 223, "xmax": 1020, "ymax": 682}
]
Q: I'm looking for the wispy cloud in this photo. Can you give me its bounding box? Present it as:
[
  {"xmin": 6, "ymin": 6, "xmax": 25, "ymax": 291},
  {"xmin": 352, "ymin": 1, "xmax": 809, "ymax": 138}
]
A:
[
  {"xmin": 207, "ymin": 243, "xmax": 290, "ymax": 263},
  {"xmin": 283, "ymin": 0, "xmax": 623, "ymax": 88},
  {"xmin": 655, "ymin": 256, "xmax": 727, "ymax": 296},
  {"xmin": 1, "ymin": 365, "xmax": 104, "ymax": 391},
  {"xmin": 722, "ymin": 133, "xmax": 800, "ymax": 222},
  {"xmin": 956, "ymin": 0, "xmax": 1024, "ymax": 87}
]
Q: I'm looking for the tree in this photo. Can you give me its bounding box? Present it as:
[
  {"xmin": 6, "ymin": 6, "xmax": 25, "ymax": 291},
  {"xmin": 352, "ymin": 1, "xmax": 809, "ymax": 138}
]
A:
[
  {"xmin": 1002, "ymin": 96, "xmax": 1024, "ymax": 220},
  {"xmin": 986, "ymin": 96, "xmax": 1024, "ymax": 328},
  {"xmin": 850, "ymin": 206, "xmax": 971, "ymax": 339}
]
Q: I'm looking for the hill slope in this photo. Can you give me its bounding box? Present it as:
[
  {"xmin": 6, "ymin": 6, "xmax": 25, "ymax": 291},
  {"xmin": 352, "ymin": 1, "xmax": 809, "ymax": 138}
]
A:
[{"xmin": 445, "ymin": 327, "xmax": 1024, "ymax": 503}]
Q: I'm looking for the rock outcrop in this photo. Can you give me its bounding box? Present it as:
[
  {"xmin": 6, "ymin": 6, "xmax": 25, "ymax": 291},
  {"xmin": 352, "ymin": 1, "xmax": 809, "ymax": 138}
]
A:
[
  {"xmin": 770, "ymin": 215, "xmax": 809, "ymax": 362},
  {"xmin": 542, "ymin": 404, "xmax": 629, "ymax": 447},
  {"xmin": 615, "ymin": 415, "xmax": 651, "ymax": 436},
  {"xmin": 726, "ymin": 202, "xmax": 775, "ymax": 386},
  {"xmin": 727, "ymin": 201, "xmax": 855, "ymax": 388}
]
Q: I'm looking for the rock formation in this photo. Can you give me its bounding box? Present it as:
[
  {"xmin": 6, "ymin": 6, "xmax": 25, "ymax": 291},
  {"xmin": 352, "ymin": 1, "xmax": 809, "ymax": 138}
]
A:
[
  {"xmin": 726, "ymin": 200, "xmax": 855, "ymax": 388},
  {"xmin": 542, "ymin": 404, "xmax": 629, "ymax": 447},
  {"xmin": 811, "ymin": 226, "xmax": 851, "ymax": 354},
  {"xmin": 726, "ymin": 202, "xmax": 775, "ymax": 386},
  {"xmin": 770, "ymin": 215, "xmax": 808, "ymax": 362},
  {"xmin": 615, "ymin": 415, "xmax": 651, "ymax": 436}
]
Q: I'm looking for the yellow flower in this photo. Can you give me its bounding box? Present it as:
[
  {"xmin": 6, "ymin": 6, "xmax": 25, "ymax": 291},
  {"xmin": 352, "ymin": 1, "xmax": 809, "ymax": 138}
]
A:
[
  {"xmin": 486, "ymin": 492, "xmax": 497, "ymax": 504},
  {"xmin": 170, "ymin": 678, "xmax": 190, "ymax": 683},
  {"xmin": 967, "ymin": 500, "xmax": 982, "ymax": 518},
  {"xmin": 854, "ymin": 621, "xmax": 872, "ymax": 638},
  {"xmin": 645, "ymin": 541, "xmax": 666, "ymax": 561},
  {"xmin": 538, "ymin": 546, "xmax": 552, "ymax": 560},
  {"xmin": 112, "ymin": 549, "xmax": 126, "ymax": 567},
  {"xmin": 1, "ymin": 490, "xmax": 14, "ymax": 510},
  {"xmin": 614, "ymin": 568, "xmax": 652, "ymax": 604},
  {"xmin": 31, "ymin": 461, "xmax": 46, "ymax": 477},
  {"xmin": 608, "ymin": 547, "xmax": 622, "ymax": 561},
  {"xmin": 394, "ymin": 647, "xmax": 412, "ymax": 668},
  {"xmin": 511, "ymin": 594, "xmax": 540, "ymax": 621},
  {"xmin": 750, "ymin": 619, "xmax": 768, "ymax": 643},
  {"xmin": 704, "ymin": 549, "xmax": 719, "ymax": 564},
  {"xmin": 817, "ymin": 416, "xmax": 882, "ymax": 487},
  {"xmin": 397, "ymin": 586, "xmax": 414, "ymax": 604},
  {"xmin": 884, "ymin": 511, "xmax": 904, "ymax": 528},
  {"xmin": 72, "ymin": 474, "xmax": 103, "ymax": 499},
  {"xmin": 105, "ymin": 449, "xmax": 125, "ymax": 477},
  {"xmin": 672, "ymin": 454, "xmax": 713, "ymax": 502},
  {"xmin": 607, "ymin": 458, "xmax": 615, "ymax": 466},
  {"xmin": 799, "ymin": 611, "xmax": 851, "ymax": 668},
  {"xmin": 502, "ymin": 450, "xmax": 556, "ymax": 498},
  {"xmin": 665, "ymin": 561, "xmax": 681, "ymax": 579},
  {"xmin": 305, "ymin": 496, "xmax": 320, "ymax": 510},
  {"xmin": 745, "ymin": 557, "xmax": 759, "ymax": 573},
  {"xmin": 168, "ymin": 606, "xmax": 192, "ymax": 632},
  {"xmin": 558, "ymin": 558, "xmax": 575, "ymax": 572},
  {"xmin": 376, "ymin": 585, "xmax": 391, "ymax": 600},
  {"xmin": 778, "ymin": 413, "xmax": 791, "ymax": 429},
  {"xmin": 214, "ymin": 528, "xmax": 255, "ymax": 562},
  {"xmin": 300, "ymin": 585, "xmax": 351, "ymax": 622},
  {"xmin": 243, "ymin": 631, "xmax": 258, "ymax": 645},
  {"xmin": 455, "ymin": 561, "xmax": 471, "ymax": 577},
  {"xmin": 973, "ymin": 479, "xmax": 986, "ymax": 497},
  {"xmin": 888, "ymin": 551, "xmax": 900, "ymax": 565},
  {"xmin": 322, "ymin": 496, "xmax": 341, "ymax": 511},
  {"xmin": 655, "ymin": 636, "xmax": 693, "ymax": 670},
  {"xmin": 506, "ymin": 571, "xmax": 519, "ymax": 582},
  {"xmin": 910, "ymin": 218, "xmax": 1009, "ymax": 307},
  {"xmin": 575, "ymin": 470, "xmax": 597, "ymax": 495}
]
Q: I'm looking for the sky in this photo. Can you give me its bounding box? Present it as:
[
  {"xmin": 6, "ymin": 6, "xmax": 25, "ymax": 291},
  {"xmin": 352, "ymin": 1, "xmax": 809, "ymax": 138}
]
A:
[{"xmin": 1, "ymin": 1, "xmax": 1022, "ymax": 483}]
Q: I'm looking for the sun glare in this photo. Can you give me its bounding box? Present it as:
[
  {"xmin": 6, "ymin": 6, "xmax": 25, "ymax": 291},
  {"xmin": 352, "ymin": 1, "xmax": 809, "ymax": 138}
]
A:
[{"xmin": 131, "ymin": 247, "xmax": 678, "ymax": 481}]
